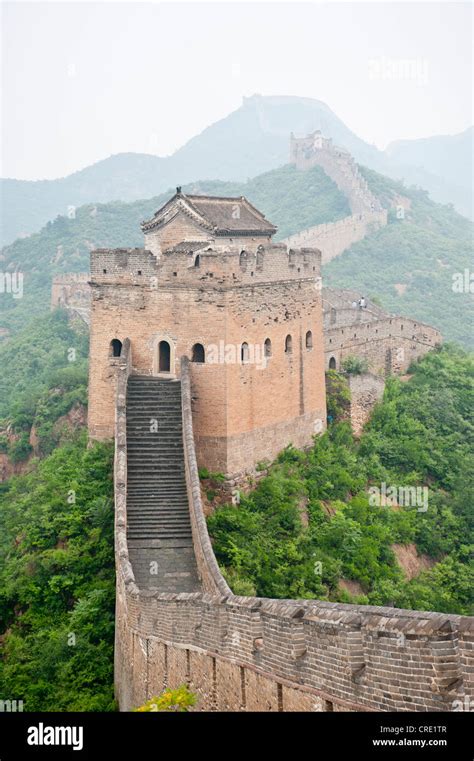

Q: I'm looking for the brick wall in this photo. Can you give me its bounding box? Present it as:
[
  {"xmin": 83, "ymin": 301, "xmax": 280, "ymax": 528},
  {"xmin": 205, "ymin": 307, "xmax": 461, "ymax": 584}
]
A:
[
  {"xmin": 282, "ymin": 211, "xmax": 387, "ymax": 264},
  {"xmin": 88, "ymin": 243, "xmax": 327, "ymax": 476},
  {"xmin": 114, "ymin": 347, "xmax": 474, "ymax": 713},
  {"xmin": 51, "ymin": 273, "xmax": 91, "ymax": 325},
  {"xmin": 325, "ymin": 316, "xmax": 442, "ymax": 376}
]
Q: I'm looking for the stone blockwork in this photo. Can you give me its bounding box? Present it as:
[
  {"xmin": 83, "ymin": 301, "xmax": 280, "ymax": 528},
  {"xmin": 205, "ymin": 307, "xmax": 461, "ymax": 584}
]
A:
[
  {"xmin": 114, "ymin": 353, "xmax": 474, "ymax": 712},
  {"xmin": 290, "ymin": 131, "xmax": 383, "ymax": 215},
  {"xmin": 347, "ymin": 373, "xmax": 386, "ymax": 436},
  {"xmin": 323, "ymin": 289, "xmax": 442, "ymax": 376}
]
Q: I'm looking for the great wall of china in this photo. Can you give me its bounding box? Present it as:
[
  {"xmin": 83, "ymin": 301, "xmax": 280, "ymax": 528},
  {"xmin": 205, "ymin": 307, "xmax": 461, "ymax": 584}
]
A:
[
  {"xmin": 52, "ymin": 131, "xmax": 432, "ymax": 385},
  {"xmin": 45, "ymin": 136, "xmax": 469, "ymax": 714},
  {"xmin": 282, "ymin": 132, "xmax": 387, "ymax": 262},
  {"xmin": 113, "ymin": 347, "xmax": 472, "ymax": 712}
]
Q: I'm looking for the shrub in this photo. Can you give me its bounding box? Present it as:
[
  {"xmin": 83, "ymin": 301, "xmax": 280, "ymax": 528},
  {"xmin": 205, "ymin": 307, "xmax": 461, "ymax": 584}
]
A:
[
  {"xmin": 342, "ymin": 355, "xmax": 369, "ymax": 375},
  {"xmin": 134, "ymin": 685, "xmax": 197, "ymax": 712}
]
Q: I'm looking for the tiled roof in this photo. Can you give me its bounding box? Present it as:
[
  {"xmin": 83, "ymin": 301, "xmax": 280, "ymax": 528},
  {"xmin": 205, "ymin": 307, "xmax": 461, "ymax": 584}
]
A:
[{"xmin": 141, "ymin": 190, "xmax": 277, "ymax": 236}]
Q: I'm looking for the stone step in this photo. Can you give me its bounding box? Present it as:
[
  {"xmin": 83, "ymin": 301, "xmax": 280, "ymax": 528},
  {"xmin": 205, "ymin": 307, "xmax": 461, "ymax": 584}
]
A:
[
  {"xmin": 127, "ymin": 531, "xmax": 193, "ymax": 539},
  {"xmin": 127, "ymin": 507, "xmax": 188, "ymax": 513},
  {"xmin": 124, "ymin": 375, "xmax": 200, "ymax": 593},
  {"xmin": 127, "ymin": 493, "xmax": 187, "ymax": 497}
]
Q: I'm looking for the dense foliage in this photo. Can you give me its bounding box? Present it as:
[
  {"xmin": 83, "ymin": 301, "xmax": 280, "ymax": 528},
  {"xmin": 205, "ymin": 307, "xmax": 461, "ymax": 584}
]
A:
[
  {"xmin": 208, "ymin": 345, "xmax": 473, "ymax": 614},
  {"xmin": 0, "ymin": 311, "xmax": 88, "ymax": 461},
  {"xmin": 0, "ymin": 434, "xmax": 115, "ymax": 710}
]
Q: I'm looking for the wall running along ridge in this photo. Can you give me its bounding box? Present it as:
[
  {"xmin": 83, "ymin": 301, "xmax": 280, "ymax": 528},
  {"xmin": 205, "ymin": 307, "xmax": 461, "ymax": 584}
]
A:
[
  {"xmin": 283, "ymin": 131, "xmax": 388, "ymax": 262},
  {"xmin": 114, "ymin": 348, "xmax": 473, "ymax": 712},
  {"xmin": 281, "ymin": 211, "xmax": 387, "ymax": 265}
]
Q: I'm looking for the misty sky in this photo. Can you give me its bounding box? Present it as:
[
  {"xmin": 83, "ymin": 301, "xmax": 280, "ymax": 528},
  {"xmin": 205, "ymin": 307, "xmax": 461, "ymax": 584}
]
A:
[{"xmin": 1, "ymin": 0, "xmax": 472, "ymax": 180}]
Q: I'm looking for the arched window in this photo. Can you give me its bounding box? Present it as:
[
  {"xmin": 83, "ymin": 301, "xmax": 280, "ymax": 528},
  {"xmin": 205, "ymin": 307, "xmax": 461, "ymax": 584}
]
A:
[
  {"xmin": 264, "ymin": 338, "xmax": 272, "ymax": 358},
  {"xmin": 159, "ymin": 340, "xmax": 171, "ymax": 372},
  {"xmin": 194, "ymin": 254, "xmax": 200, "ymax": 268},
  {"xmin": 239, "ymin": 250, "xmax": 247, "ymax": 269},
  {"xmin": 256, "ymin": 247, "xmax": 264, "ymax": 269},
  {"xmin": 285, "ymin": 335, "xmax": 293, "ymax": 354},
  {"xmin": 192, "ymin": 343, "xmax": 205, "ymax": 363},
  {"xmin": 241, "ymin": 342, "xmax": 249, "ymax": 363},
  {"xmin": 329, "ymin": 356, "xmax": 336, "ymax": 370},
  {"xmin": 110, "ymin": 339, "xmax": 122, "ymax": 358},
  {"xmin": 305, "ymin": 330, "xmax": 313, "ymax": 349}
]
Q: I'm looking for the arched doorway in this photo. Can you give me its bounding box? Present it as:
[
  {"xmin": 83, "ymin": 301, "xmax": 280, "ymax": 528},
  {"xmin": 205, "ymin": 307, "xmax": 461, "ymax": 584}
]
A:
[
  {"xmin": 159, "ymin": 340, "xmax": 171, "ymax": 372},
  {"xmin": 329, "ymin": 356, "xmax": 336, "ymax": 370}
]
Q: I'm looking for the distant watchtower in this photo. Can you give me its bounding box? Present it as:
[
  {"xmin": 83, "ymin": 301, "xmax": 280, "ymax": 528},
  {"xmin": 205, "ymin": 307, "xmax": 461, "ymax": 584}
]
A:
[{"xmin": 88, "ymin": 189, "xmax": 327, "ymax": 477}]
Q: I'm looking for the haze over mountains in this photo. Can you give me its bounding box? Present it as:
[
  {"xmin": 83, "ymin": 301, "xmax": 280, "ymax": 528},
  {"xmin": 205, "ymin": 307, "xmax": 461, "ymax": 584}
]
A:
[{"xmin": 1, "ymin": 95, "xmax": 472, "ymax": 246}]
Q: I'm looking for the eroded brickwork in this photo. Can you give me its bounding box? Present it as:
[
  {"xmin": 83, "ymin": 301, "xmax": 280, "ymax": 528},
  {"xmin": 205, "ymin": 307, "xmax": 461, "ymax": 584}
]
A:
[
  {"xmin": 51, "ymin": 273, "xmax": 91, "ymax": 324},
  {"xmin": 348, "ymin": 373, "xmax": 386, "ymax": 436}
]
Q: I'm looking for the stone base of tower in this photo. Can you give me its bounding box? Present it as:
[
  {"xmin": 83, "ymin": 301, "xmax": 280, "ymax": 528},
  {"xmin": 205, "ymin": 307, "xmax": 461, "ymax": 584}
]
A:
[{"xmin": 194, "ymin": 408, "xmax": 326, "ymax": 477}]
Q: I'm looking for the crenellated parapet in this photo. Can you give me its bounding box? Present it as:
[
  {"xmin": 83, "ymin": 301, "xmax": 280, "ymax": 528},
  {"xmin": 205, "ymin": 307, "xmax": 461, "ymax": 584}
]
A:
[{"xmin": 89, "ymin": 243, "xmax": 322, "ymax": 290}]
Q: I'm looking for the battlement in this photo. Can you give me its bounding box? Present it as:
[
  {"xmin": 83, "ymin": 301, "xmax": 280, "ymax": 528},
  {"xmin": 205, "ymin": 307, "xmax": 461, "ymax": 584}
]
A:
[
  {"xmin": 90, "ymin": 242, "xmax": 322, "ymax": 289},
  {"xmin": 325, "ymin": 315, "xmax": 442, "ymax": 376},
  {"xmin": 282, "ymin": 211, "xmax": 387, "ymax": 264}
]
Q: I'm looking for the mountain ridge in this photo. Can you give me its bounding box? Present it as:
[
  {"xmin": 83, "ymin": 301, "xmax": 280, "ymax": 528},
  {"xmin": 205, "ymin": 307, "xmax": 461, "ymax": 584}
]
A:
[{"xmin": 1, "ymin": 95, "xmax": 471, "ymax": 245}]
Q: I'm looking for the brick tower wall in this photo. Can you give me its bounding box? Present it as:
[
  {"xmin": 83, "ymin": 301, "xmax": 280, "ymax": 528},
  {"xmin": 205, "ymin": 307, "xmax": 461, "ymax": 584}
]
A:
[{"xmin": 88, "ymin": 244, "xmax": 326, "ymax": 476}]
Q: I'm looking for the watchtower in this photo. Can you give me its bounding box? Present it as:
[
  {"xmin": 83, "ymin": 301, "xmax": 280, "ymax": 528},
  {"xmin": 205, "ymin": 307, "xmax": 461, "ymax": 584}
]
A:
[{"xmin": 88, "ymin": 189, "xmax": 327, "ymax": 476}]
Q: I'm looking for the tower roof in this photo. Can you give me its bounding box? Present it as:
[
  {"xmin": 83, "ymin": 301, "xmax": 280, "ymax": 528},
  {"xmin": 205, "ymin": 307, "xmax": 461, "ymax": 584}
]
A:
[{"xmin": 141, "ymin": 189, "xmax": 277, "ymax": 237}]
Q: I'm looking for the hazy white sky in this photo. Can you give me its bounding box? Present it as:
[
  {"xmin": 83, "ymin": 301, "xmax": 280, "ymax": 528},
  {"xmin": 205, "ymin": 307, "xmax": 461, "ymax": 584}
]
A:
[{"xmin": 1, "ymin": 0, "xmax": 472, "ymax": 180}]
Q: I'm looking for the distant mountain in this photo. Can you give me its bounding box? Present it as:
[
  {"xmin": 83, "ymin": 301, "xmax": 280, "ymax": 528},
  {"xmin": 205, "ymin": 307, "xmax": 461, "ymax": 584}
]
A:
[
  {"xmin": 0, "ymin": 160, "xmax": 471, "ymax": 349},
  {"xmin": 385, "ymin": 127, "xmax": 473, "ymax": 219},
  {"xmin": 0, "ymin": 153, "xmax": 166, "ymax": 246},
  {"xmin": 3, "ymin": 94, "xmax": 471, "ymax": 246}
]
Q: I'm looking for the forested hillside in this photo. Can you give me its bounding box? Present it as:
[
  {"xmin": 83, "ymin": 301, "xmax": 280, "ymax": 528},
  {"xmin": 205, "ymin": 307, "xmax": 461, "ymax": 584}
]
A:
[
  {"xmin": 0, "ymin": 434, "xmax": 115, "ymax": 710},
  {"xmin": 0, "ymin": 311, "xmax": 89, "ymax": 464},
  {"xmin": 0, "ymin": 311, "xmax": 471, "ymax": 711},
  {"xmin": 208, "ymin": 345, "xmax": 474, "ymax": 615}
]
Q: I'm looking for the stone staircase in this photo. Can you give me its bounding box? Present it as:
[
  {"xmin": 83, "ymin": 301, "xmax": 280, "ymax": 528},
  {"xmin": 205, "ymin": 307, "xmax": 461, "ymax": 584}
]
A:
[{"xmin": 125, "ymin": 375, "xmax": 201, "ymax": 592}]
